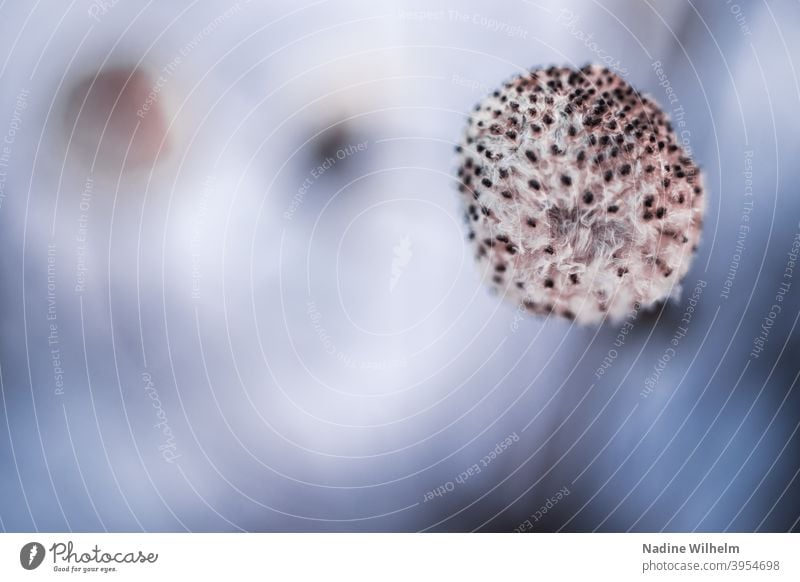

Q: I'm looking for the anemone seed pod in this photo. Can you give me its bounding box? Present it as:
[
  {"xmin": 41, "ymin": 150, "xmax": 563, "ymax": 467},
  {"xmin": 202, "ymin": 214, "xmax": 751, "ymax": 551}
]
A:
[{"xmin": 457, "ymin": 65, "xmax": 705, "ymax": 324}]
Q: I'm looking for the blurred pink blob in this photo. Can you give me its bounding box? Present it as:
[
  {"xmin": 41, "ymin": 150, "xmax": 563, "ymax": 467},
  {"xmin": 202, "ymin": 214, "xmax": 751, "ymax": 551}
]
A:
[{"xmin": 66, "ymin": 67, "xmax": 169, "ymax": 170}]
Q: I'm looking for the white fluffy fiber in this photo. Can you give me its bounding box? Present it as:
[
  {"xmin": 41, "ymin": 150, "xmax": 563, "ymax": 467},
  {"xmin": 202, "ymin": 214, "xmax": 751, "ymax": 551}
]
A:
[{"xmin": 457, "ymin": 65, "xmax": 705, "ymax": 324}]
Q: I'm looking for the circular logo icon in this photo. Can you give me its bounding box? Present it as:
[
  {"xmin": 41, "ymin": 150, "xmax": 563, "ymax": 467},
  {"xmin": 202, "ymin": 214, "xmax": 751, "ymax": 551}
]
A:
[{"xmin": 20, "ymin": 542, "xmax": 46, "ymax": 570}]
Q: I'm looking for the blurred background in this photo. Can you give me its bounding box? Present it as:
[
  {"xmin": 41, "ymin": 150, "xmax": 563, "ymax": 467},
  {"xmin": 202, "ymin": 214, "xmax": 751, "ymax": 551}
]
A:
[{"xmin": 0, "ymin": 0, "xmax": 798, "ymax": 532}]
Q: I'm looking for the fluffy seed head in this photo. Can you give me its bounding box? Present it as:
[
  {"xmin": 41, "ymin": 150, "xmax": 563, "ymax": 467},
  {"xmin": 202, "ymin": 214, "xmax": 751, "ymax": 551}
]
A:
[{"xmin": 456, "ymin": 65, "xmax": 705, "ymax": 324}]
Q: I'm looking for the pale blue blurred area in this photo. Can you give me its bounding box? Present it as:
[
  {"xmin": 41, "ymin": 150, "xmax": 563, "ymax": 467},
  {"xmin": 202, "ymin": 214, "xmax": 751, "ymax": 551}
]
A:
[{"xmin": 0, "ymin": 0, "xmax": 798, "ymax": 532}]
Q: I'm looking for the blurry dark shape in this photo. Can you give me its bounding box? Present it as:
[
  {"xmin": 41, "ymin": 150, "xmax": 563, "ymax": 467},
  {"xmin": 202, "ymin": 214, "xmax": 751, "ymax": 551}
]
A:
[
  {"xmin": 312, "ymin": 122, "xmax": 356, "ymax": 175},
  {"xmin": 65, "ymin": 67, "xmax": 169, "ymax": 170}
]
